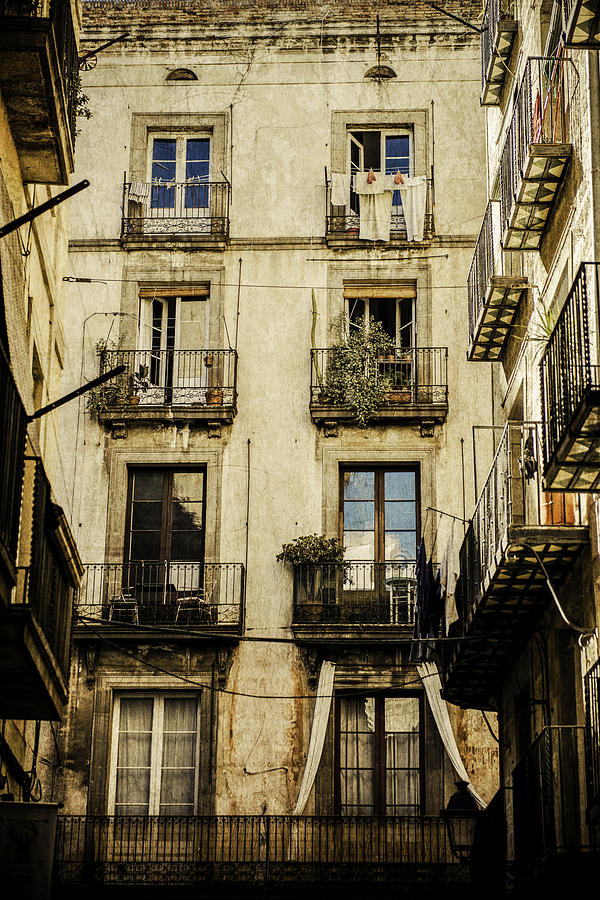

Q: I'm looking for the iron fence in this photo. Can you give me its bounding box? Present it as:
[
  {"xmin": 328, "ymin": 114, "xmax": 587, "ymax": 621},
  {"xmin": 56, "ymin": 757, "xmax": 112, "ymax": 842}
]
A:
[
  {"xmin": 76, "ymin": 562, "xmax": 244, "ymax": 630},
  {"xmin": 55, "ymin": 814, "xmax": 456, "ymax": 884},
  {"xmin": 310, "ymin": 347, "xmax": 447, "ymax": 407},
  {"xmin": 325, "ymin": 177, "xmax": 433, "ymax": 240},
  {"xmin": 499, "ymin": 55, "xmax": 579, "ymax": 235},
  {"xmin": 121, "ymin": 179, "xmax": 230, "ymax": 238},
  {"xmin": 512, "ymin": 726, "xmax": 587, "ymax": 869},
  {"xmin": 481, "ymin": 0, "xmax": 516, "ymax": 88},
  {"xmin": 0, "ymin": 347, "xmax": 27, "ymax": 569},
  {"xmin": 98, "ymin": 348, "xmax": 237, "ymax": 408},
  {"xmin": 292, "ymin": 561, "xmax": 417, "ymax": 625},
  {"xmin": 584, "ymin": 658, "xmax": 600, "ymax": 816},
  {"xmin": 540, "ymin": 262, "xmax": 600, "ymax": 472},
  {"xmin": 468, "ymin": 200, "xmax": 501, "ymax": 345},
  {"xmin": 458, "ymin": 421, "xmax": 583, "ymax": 618}
]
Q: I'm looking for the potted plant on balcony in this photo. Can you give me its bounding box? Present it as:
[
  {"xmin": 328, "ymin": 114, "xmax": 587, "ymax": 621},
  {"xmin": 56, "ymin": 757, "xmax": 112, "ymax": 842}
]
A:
[
  {"xmin": 204, "ymin": 354, "xmax": 224, "ymax": 405},
  {"xmin": 277, "ymin": 533, "xmax": 347, "ymax": 622},
  {"xmin": 325, "ymin": 314, "xmax": 393, "ymax": 425},
  {"xmin": 128, "ymin": 363, "xmax": 150, "ymax": 404},
  {"xmin": 85, "ymin": 339, "xmax": 129, "ymax": 418}
]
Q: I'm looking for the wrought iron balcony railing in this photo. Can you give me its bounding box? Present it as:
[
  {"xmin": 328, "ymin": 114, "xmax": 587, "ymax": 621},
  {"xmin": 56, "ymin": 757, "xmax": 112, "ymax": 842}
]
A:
[
  {"xmin": 121, "ymin": 178, "xmax": 230, "ymax": 240},
  {"xmin": 467, "ymin": 200, "xmax": 527, "ymax": 360},
  {"xmin": 55, "ymin": 814, "xmax": 459, "ymax": 885},
  {"xmin": 540, "ymin": 262, "xmax": 600, "ymax": 491},
  {"xmin": 584, "ymin": 658, "xmax": 600, "ymax": 821},
  {"xmin": 325, "ymin": 177, "xmax": 433, "ymax": 241},
  {"xmin": 292, "ymin": 561, "xmax": 417, "ymax": 626},
  {"xmin": 481, "ymin": 0, "xmax": 518, "ymax": 105},
  {"xmin": 0, "ymin": 346, "xmax": 27, "ymax": 577},
  {"xmin": 499, "ymin": 55, "xmax": 579, "ymax": 250},
  {"xmin": 75, "ymin": 562, "xmax": 244, "ymax": 631},
  {"xmin": 98, "ymin": 348, "xmax": 237, "ymax": 410},
  {"xmin": 0, "ymin": 0, "xmax": 78, "ymax": 139},
  {"xmin": 512, "ymin": 726, "xmax": 588, "ymax": 870},
  {"xmin": 310, "ymin": 347, "xmax": 448, "ymax": 410}
]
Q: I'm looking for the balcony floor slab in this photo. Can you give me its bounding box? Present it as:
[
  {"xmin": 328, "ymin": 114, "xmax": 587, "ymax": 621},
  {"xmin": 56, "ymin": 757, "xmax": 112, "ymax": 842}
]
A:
[
  {"xmin": 543, "ymin": 387, "xmax": 600, "ymax": 491},
  {"xmin": 502, "ymin": 144, "xmax": 572, "ymax": 250},
  {"xmin": 564, "ymin": 0, "xmax": 600, "ymax": 47},
  {"xmin": 468, "ymin": 276, "xmax": 528, "ymax": 360},
  {"xmin": 481, "ymin": 21, "xmax": 518, "ymax": 106}
]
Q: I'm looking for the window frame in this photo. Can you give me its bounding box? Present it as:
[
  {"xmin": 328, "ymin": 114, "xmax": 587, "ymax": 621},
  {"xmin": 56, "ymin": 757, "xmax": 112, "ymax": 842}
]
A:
[
  {"xmin": 345, "ymin": 293, "xmax": 416, "ymax": 347},
  {"xmin": 107, "ymin": 691, "xmax": 202, "ymax": 816},
  {"xmin": 147, "ymin": 133, "xmax": 212, "ymax": 212},
  {"xmin": 333, "ymin": 691, "xmax": 424, "ymax": 816}
]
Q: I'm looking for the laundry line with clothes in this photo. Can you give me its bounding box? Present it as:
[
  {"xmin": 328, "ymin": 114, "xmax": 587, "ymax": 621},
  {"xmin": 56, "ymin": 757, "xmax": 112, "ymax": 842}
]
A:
[{"xmin": 330, "ymin": 168, "xmax": 428, "ymax": 242}]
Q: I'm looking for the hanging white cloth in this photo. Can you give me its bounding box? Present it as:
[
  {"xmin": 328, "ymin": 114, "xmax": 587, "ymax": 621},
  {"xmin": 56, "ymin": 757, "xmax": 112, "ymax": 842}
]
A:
[
  {"xmin": 354, "ymin": 171, "xmax": 395, "ymax": 241},
  {"xmin": 293, "ymin": 660, "xmax": 335, "ymax": 815},
  {"xmin": 128, "ymin": 181, "xmax": 151, "ymax": 202},
  {"xmin": 418, "ymin": 660, "xmax": 486, "ymax": 808},
  {"xmin": 399, "ymin": 175, "xmax": 427, "ymax": 241},
  {"xmin": 331, "ymin": 173, "xmax": 351, "ymax": 206},
  {"xmin": 440, "ymin": 519, "xmax": 461, "ymax": 632}
]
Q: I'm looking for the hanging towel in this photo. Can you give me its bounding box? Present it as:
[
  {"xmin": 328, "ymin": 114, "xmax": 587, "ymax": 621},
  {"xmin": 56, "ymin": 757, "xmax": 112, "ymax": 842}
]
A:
[
  {"xmin": 440, "ymin": 520, "xmax": 461, "ymax": 633},
  {"xmin": 128, "ymin": 181, "xmax": 151, "ymax": 203},
  {"xmin": 418, "ymin": 660, "xmax": 486, "ymax": 808},
  {"xmin": 399, "ymin": 175, "xmax": 427, "ymax": 241},
  {"xmin": 411, "ymin": 539, "xmax": 443, "ymax": 662},
  {"xmin": 293, "ymin": 660, "xmax": 335, "ymax": 815},
  {"xmin": 354, "ymin": 171, "xmax": 396, "ymax": 241},
  {"xmin": 331, "ymin": 173, "xmax": 351, "ymax": 206}
]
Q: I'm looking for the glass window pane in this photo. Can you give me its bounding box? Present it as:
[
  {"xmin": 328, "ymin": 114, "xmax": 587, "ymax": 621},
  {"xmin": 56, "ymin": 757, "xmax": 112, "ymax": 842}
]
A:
[
  {"xmin": 186, "ymin": 139, "xmax": 210, "ymax": 162},
  {"xmin": 178, "ymin": 299, "xmax": 207, "ymax": 351},
  {"xmin": 116, "ymin": 769, "xmax": 151, "ymax": 806},
  {"xmin": 385, "ymin": 697, "xmax": 420, "ymax": 733},
  {"xmin": 162, "ymin": 733, "xmax": 196, "ymax": 767},
  {"xmin": 385, "ymin": 532, "xmax": 416, "ymax": 561},
  {"xmin": 153, "ymin": 139, "xmax": 176, "ymax": 160},
  {"xmin": 133, "ymin": 472, "xmax": 164, "ymax": 501},
  {"xmin": 343, "ymin": 470, "xmax": 374, "ymax": 500},
  {"xmin": 160, "ymin": 769, "xmax": 195, "ymax": 806},
  {"xmin": 118, "ymin": 732, "xmax": 152, "ymax": 768},
  {"xmin": 171, "ymin": 531, "xmax": 202, "ymax": 561},
  {"xmin": 164, "ymin": 698, "xmax": 197, "ymax": 732},
  {"xmin": 385, "ymin": 501, "xmax": 416, "ymax": 530},
  {"xmin": 172, "ymin": 472, "xmax": 204, "ymax": 502},
  {"xmin": 130, "ymin": 531, "xmax": 162, "ymax": 561},
  {"xmin": 152, "ymin": 160, "xmax": 176, "ymax": 182},
  {"xmin": 384, "ymin": 471, "xmax": 415, "ymax": 500},
  {"xmin": 343, "ymin": 500, "xmax": 374, "ymax": 530},
  {"xmin": 172, "ymin": 500, "xmax": 204, "ymax": 531},
  {"xmin": 343, "ymin": 531, "xmax": 374, "ymax": 560},
  {"xmin": 120, "ymin": 698, "xmax": 154, "ymax": 732},
  {"xmin": 131, "ymin": 501, "xmax": 163, "ymax": 531}
]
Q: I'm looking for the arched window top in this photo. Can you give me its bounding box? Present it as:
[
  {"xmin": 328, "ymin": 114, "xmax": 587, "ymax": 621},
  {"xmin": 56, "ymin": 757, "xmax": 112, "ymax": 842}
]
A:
[{"xmin": 166, "ymin": 68, "xmax": 198, "ymax": 82}]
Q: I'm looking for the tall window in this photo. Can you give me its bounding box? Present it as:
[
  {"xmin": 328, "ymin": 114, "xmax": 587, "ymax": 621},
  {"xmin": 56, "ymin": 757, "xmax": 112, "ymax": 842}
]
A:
[
  {"xmin": 348, "ymin": 129, "xmax": 412, "ymax": 214},
  {"xmin": 150, "ymin": 136, "xmax": 210, "ymax": 210},
  {"xmin": 345, "ymin": 284, "xmax": 416, "ymax": 347},
  {"xmin": 341, "ymin": 467, "xmax": 419, "ymax": 564},
  {"xmin": 109, "ymin": 694, "xmax": 200, "ymax": 815},
  {"xmin": 336, "ymin": 694, "xmax": 422, "ymax": 815}
]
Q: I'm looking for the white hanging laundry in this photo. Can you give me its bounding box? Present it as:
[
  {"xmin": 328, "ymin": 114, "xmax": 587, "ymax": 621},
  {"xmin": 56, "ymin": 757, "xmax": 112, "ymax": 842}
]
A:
[
  {"xmin": 293, "ymin": 660, "xmax": 336, "ymax": 815},
  {"xmin": 399, "ymin": 175, "xmax": 427, "ymax": 241},
  {"xmin": 331, "ymin": 173, "xmax": 351, "ymax": 206},
  {"xmin": 354, "ymin": 171, "xmax": 396, "ymax": 241},
  {"xmin": 128, "ymin": 181, "xmax": 151, "ymax": 203},
  {"xmin": 418, "ymin": 660, "xmax": 486, "ymax": 808}
]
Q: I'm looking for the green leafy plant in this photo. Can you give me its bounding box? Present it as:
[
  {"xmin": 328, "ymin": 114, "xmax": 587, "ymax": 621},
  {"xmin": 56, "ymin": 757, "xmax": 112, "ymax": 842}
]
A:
[
  {"xmin": 325, "ymin": 314, "xmax": 394, "ymax": 425},
  {"xmin": 277, "ymin": 533, "xmax": 346, "ymax": 566}
]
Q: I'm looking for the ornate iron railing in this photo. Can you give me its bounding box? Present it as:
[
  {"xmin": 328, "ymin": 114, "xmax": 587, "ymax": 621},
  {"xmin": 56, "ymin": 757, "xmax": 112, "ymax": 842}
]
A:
[
  {"xmin": 499, "ymin": 55, "xmax": 579, "ymax": 235},
  {"xmin": 76, "ymin": 562, "xmax": 244, "ymax": 630},
  {"xmin": 121, "ymin": 179, "xmax": 230, "ymax": 238},
  {"xmin": 325, "ymin": 177, "xmax": 433, "ymax": 240},
  {"xmin": 0, "ymin": 346, "xmax": 27, "ymax": 570},
  {"xmin": 1, "ymin": 0, "xmax": 78, "ymax": 139},
  {"xmin": 540, "ymin": 263, "xmax": 600, "ymax": 472},
  {"xmin": 512, "ymin": 726, "xmax": 587, "ymax": 869},
  {"xmin": 584, "ymin": 658, "xmax": 600, "ymax": 817},
  {"xmin": 292, "ymin": 561, "xmax": 418, "ymax": 626},
  {"xmin": 14, "ymin": 458, "xmax": 75, "ymax": 681},
  {"xmin": 457, "ymin": 422, "xmax": 583, "ymax": 621},
  {"xmin": 310, "ymin": 347, "xmax": 447, "ymax": 407},
  {"xmin": 98, "ymin": 348, "xmax": 237, "ymax": 408},
  {"xmin": 481, "ymin": 0, "xmax": 516, "ymax": 88},
  {"xmin": 468, "ymin": 201, "xmax": 500, "ymax": 345},
  {"xmin": 55, "ymin": 814, "xmax": 458, "ymax": 884}
]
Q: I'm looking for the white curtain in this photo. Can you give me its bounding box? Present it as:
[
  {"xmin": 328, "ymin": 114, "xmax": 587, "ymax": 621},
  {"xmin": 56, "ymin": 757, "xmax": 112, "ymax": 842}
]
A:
[
  {"xmin": 417, "ymin": 661, "xmax": 486, "ymax": 809},
  {"xmin": 293, "ymin": 660, "xmax": 335, "ymax": 815}
]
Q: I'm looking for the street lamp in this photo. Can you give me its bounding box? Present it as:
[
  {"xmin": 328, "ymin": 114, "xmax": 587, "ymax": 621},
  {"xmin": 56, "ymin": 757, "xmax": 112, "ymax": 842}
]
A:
[{"xmin": 442, "ymin": 779, "xmax": 479, "ymax": 861}]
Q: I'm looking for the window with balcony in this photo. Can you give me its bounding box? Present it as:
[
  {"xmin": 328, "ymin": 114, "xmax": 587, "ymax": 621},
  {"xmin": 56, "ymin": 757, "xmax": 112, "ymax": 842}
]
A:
[
  {"xmin": 108, "ymin": 693, "xmax": 201, "ymax": 815},
  {"xmin": 336, "ymin": 694, "xmax": 422, "ymax": 815},
  {"xmin": 149, "ymin": 136, "xmax": 210, "ymax": 216}
]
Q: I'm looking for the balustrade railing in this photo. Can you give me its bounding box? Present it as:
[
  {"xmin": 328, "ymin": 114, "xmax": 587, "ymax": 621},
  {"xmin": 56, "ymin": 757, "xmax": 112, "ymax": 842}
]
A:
[
  {"xmin": 0, "ymin": 347, "xmax": 27, "ymax": 570},
  {"xmin": 98, "ymin": 348, "xmax": 237, "ymax": 408},
  {"xmin": 499, "ymin": 55, "xmax": 579, "ymax": 234},
  {"xmin": 540, "ymin": 262, "xmax": 600, "ymax": 472},
  {"xmin": 584, "ymin": 658, "xmax": 600, "ymax": 816},
  {"xmin": 481, "ymin": 0, "xmax": 517, "ymax": 88},
  {"xmin": 468, "ymin": 200, "xmax": 500, "ymax": 344},
  {"xmin": 310, "ymin": 347, "xmax": 447, "ymax": 407},
  {"xmin": 55, "ymin": 814, "xmax": 456, "ymax": 884},
  {"xmin": 122, "ymin": 179, "xmax": 230, "ymax": 238},
  {"xmin": 292, "ymin": 561, "xmax": 417, "ymax": 625},
  {"xmin": 76, "ymin": 562, "xmax": 244, "ymax": 629}
]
